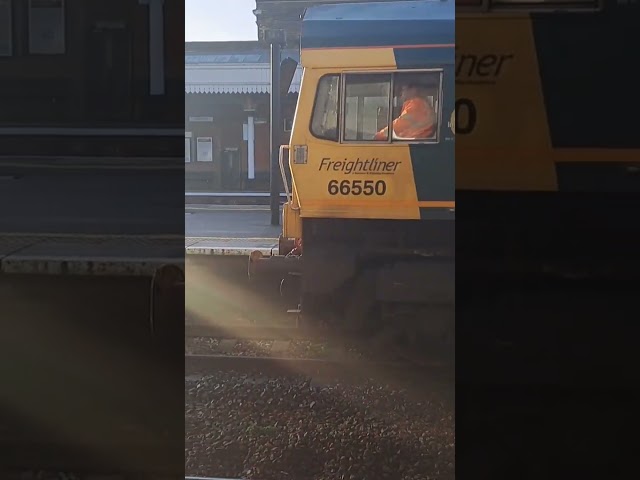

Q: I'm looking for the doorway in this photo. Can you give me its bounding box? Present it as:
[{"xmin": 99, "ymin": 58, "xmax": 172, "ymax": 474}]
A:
[
  {"xmin": 85, "ymin": 21, "xmax": 132, "ymax": 121},
  {"xmin": 221, "ymin": 148, "xmax": 242, "ymax": 190}
]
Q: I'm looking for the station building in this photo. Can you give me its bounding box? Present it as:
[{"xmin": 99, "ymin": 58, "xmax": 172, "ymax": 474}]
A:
[{"xmin": 184, "ymin": 41, "xmax": 302, "ymax": 193}]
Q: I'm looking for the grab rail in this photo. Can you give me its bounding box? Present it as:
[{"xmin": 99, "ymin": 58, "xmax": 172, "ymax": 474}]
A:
[{"xmin": 278, "ymin": 144, "xmax": 291, "ymax": 204}]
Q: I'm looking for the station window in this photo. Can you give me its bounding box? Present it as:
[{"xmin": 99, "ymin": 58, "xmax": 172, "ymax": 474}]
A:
[
  {"xmin": 342, "ymin": 71, "xmax": 441, "ymax": 143},
  {"xmin": 28, "ymin": 0, "xmax": 66, "ymax": 55},
  {"xmin": 310, "ymin": 74, "xmax": 340, "ymax": 141},
  {"xmin": 0, "ymin": 0, "xmax": 12, "ymax": 56}
]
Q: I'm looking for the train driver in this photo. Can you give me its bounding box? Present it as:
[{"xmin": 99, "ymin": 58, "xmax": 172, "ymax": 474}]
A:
[{"xmin": 374, "ymin": 80, "xmax": 436, "ymax": 141}]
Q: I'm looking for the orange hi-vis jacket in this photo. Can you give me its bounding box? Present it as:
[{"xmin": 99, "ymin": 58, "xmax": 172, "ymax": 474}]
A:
[{"xmin": 374, "ymin": 97, "xmax": 435, "ymax": 140}]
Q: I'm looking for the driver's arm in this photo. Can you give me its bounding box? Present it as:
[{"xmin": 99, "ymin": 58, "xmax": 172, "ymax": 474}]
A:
[{"xmin": 374, "ymin": 125, "xmax": 389, "ymax": 140}]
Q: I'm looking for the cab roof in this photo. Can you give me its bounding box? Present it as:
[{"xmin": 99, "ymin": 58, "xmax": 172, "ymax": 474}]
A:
[{"xmin": 301, "ymin": 0, "xmax": 454, "ymax": 50}]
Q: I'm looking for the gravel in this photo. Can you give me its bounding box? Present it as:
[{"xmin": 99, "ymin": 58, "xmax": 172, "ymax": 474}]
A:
[
  {"xmin": 287, "ymin": 340, "xmax": 366, "ymax": 361},
  {"xmin": 233, "ymin": 340, "xmax": 274, "ymax": 357},
  {"xmin": 185, "ymin": 337, "xmax": 403, "ymax": 362},
  {"xmin": 186, "ymin": 337, "xmax": 273, "ymax": 356},
  {"xmin": 186, "ymin": 336, "xmax": 221, "ymax": 354},
  {"xmin": 185, "ymin": 372, "xmax": 454, "ymax": 480}
]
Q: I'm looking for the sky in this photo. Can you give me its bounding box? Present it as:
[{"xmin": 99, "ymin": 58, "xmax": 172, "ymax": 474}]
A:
[{"xmin": 185, "ymin": 0, "xmax": 258, "ymax": 42}]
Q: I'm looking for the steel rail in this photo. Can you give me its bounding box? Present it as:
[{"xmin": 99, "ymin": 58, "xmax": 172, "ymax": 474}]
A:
[
  {"xmin": 185, "ymin": 323, "xmax": 327, "ymax": 340},
  {"xmin": 185, "ymin": 353, "xmax": 449, "ymax": 380}
]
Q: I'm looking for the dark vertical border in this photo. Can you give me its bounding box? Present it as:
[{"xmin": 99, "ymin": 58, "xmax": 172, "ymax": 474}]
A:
[
  {"xmin": 0, "ymin": 0, "xmax": 184, "ymax": 476},
  {"xmin": 456, "ymin": 2, "xmax": 640, "ymax": 478}
]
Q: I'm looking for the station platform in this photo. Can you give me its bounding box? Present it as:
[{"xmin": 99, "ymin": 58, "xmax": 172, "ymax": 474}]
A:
[
  {"xmin": 185, "ymin": 237, "xmax": 278, "ymax": 257},
  {"xmin": 0, "ymin": 234, "xmax": 183, "ymax": 276},
  {"xmin": 185, "ymin": 204, "xmax": 280, "ymax": 257},
  {"xmin": 186, "ymin": 191, "xmax": 287, "ymax": 206}
]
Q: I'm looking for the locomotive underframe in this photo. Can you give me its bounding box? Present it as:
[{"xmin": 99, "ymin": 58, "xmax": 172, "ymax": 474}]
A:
[{"xmin": 250, "ymin": 217, "xmax": 455, "ymax": 344}]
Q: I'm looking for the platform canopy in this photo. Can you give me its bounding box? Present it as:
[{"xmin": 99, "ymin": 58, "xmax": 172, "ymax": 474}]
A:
[
  {"xmin": 185, "ymin": 65, "xmax": 302, "ymax": 94},
  {"xmin": 185, "ymin": 43, "xmax": 302, "ymax": 94}
]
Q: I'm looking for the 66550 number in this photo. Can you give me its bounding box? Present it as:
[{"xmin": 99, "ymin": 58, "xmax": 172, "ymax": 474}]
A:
[{"xmin": 328, "ymin": 179, "xmax": 387, "ymax": 196}]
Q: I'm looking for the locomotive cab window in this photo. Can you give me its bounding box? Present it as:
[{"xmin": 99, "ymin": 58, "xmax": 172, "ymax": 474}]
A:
[
  {"xmin": 310, "ymin": 74, "xmax": 340, "ymax": 141},
  {"xmin": 342, "ymin": 71, "xmax": 442, "ymax": 143},
  {"xmin": 343, "ymin": 73, "xmax": 392, "ymax": 141}
]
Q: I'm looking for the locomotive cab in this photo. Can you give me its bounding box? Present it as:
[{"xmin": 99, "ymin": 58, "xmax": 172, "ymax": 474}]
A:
[{"xmin": 250, "ymin": 0, "xmax": 455, "ymax": 345}]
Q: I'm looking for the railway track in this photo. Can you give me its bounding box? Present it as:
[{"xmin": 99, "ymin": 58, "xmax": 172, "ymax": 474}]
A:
[
  {"xmin": 186, "ymin": 321, "xmax": 451, "ymax": 369},
  {"xmin": 185, "ymin": 353, "xmax": 449, "ymax": 384},
  {"xmin": 185, "ymin": 322, "xmax": 452, "ymax": 389},
  {"xmin": 186, "ymin": 478, "xmax": 258, "ymax": 480},
  {"xmin": 185, "ymin": 323, "xmax": 454, "ymax": 479},
  {"xmin": 185, "ymin": 478, "xmax": 245, "ymax": 480},
  {"xmin": 185, "ymin": 323, "xmax": 324, "ymax": 341}
]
